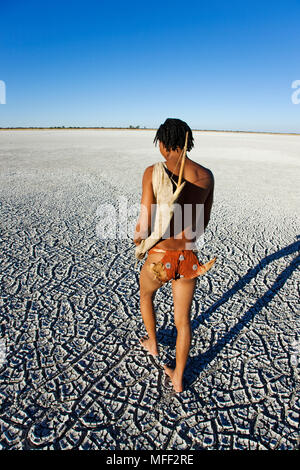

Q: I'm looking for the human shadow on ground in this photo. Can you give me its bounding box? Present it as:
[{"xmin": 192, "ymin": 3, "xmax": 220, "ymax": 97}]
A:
[{"xmin": 156, "ymin": 237, "xmax": 300, "ymax": 387}]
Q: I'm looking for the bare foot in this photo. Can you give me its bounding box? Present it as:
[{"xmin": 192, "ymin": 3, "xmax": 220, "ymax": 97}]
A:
[
  {"xmin": 139, "ymin": 336, "xmax": 159, "ymax": 356},
  {"xmin": 163, "ymin": 365, "xmax": 183, "ymax": 393}
]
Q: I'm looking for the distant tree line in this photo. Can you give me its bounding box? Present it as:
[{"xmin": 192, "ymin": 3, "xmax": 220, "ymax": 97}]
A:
[{"xmin": 0, "ymin": 125, "xmax": 149, "ymax": 129}]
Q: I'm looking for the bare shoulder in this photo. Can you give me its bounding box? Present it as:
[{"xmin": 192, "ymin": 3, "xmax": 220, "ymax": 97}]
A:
[
  {"xmin": 142, "ymin": 164, "xmax": 155, "ymax": 185},
  {"xmin": 145, "ymin": 164, "xmax": 155, "ymax": 173},
  {"xmin": 189, "ymin": 160, "xmax": 214, "ymax": 190}
]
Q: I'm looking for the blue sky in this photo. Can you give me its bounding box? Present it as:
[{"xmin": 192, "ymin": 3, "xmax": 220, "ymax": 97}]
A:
[{"xmin": 0, "ymin": 0, "xmax": 299, "ymax": 132}]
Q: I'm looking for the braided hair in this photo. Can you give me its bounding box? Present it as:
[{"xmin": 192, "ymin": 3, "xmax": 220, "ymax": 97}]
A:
[{"xmin": 153, "ymin": 118, "xmax": 194, "ymax": 152}]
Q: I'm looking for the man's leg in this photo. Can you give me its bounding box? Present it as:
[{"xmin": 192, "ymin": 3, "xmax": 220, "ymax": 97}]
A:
[
  {"xmin": 164, "ymin": 277, "xmax": 196, "ymax": 392},
  {"xmin": 139, "ymin": 252, "xmax": 165, "ymax": 356}
]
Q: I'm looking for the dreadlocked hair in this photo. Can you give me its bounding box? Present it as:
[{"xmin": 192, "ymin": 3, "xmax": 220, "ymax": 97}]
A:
[{"xmin": 153, "ymin": 118, "xmax": 194, "ymax": 152}]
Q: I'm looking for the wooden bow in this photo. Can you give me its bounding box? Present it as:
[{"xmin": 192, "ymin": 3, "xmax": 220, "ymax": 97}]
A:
[{"xmin": 177, "ymin": 130, "xmax": 188, "ymax": 188}]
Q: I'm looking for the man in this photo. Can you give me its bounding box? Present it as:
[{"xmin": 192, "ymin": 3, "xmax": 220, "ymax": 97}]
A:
[{"xmin": 133, "ymin": 118, "xmax": 215, "ymax": 393}]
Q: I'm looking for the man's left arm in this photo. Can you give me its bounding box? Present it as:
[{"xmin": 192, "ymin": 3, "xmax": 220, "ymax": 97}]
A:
[{"xmin": 133, "ymin": 165, "xmax": 156, "ymax": 246}]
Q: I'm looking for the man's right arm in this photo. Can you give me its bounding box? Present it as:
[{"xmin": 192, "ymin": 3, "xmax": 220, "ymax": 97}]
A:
[{"xmin": 204, "ymin": 176, "xmax": 214, "ymax": 230}]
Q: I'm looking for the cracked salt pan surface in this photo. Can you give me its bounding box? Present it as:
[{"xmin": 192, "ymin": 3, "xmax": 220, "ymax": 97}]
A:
[{"xmin": 0, "ymin": 130, "xmax": 299, "ymax": 450}]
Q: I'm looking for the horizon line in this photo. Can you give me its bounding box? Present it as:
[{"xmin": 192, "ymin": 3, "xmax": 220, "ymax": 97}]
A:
[{"xmin": 0, "ymin": 126, "xmax": 299, "ymax": 136}]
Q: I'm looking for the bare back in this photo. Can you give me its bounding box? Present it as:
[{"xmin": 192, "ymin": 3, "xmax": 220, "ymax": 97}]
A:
[{"xmin": 152, "ymin": 157, "xmax": 214, "ymax": 250}]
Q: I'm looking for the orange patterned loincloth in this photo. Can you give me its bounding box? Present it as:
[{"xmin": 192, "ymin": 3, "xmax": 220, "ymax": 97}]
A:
[{"xmin": 148, "ymin": 247, "xmax": 216, "ymax": 283}]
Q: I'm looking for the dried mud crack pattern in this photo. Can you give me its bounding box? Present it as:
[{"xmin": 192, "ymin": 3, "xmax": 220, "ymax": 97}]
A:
[{"xmin": 0, "ymin": 131, "xmax": 299, "ymax": 450}]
